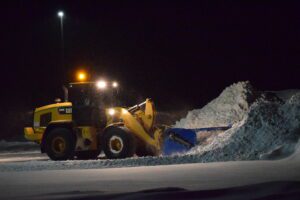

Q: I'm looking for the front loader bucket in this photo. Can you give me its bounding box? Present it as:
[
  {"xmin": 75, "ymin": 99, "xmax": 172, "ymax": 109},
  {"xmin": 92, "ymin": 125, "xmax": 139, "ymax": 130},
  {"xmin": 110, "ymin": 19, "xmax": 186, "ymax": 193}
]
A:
[
  {"xmin": 162, "ymin": 125, "xmax": 232, "ymax": 156},
  {"xmin": 162, "ymin": 128, "xmax": 197, "ymax": 156}
]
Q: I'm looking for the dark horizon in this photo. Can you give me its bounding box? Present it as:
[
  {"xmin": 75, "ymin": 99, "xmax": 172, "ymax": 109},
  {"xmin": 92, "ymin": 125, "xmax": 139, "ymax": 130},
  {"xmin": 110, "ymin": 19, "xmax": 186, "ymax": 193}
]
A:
[{"xmin": 2, "ymin": 1, "xmax": 300, "ymax": 112}]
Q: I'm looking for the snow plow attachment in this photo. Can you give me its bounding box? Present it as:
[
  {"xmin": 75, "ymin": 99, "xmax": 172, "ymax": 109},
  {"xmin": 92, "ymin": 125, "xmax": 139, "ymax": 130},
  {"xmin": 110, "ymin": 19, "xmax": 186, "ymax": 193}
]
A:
[{"xmin": 162, "ymin": 125, "xmax": 232, "ymax": 155}]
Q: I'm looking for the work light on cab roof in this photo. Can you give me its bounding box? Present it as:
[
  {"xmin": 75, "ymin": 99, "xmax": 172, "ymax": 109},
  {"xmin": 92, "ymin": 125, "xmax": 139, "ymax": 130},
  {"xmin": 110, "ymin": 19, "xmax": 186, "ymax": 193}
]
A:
[
  {"xmin": 96, "ymin": 80, "xmax": 107, "ymax": 89},
  {"xmin": 76, "ymin": 71, "xmax": 87, "ymax": 82},
  {"xmin": 96, "ymin": 80, "xmax": 119, "ymax": 90},
  {"xmin": 112, "ymin": 81, "xmax": 118, "ymax": 88}
]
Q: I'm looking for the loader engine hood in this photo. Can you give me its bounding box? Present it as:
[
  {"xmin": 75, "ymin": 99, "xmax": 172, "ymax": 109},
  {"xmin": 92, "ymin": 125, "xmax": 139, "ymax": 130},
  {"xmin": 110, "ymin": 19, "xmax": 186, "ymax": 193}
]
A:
[{"xmin": 35, "ymin": 102, "xmax": 72, "ymax": 113}]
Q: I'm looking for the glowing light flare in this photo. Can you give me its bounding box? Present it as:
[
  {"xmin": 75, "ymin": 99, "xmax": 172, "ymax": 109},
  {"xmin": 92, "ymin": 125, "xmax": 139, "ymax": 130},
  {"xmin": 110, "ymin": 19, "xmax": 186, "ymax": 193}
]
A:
[
  {"xmin": 58, "ymin": 11, "xmax": 64, "ymax": 18},
  {"xmin": 112, "ymin": 81, "xmax": 118, "ymax": 88},
  {"xmin": 96, "ymin": 80, "xmax": 107, "ymax": 89},
  {"xmin": 108, "ymin": 108, "xmax": 115, "ymax": 116},
  {"xmin": 77, "ymin": 72, "xmax": 87, "ymax": 81}
]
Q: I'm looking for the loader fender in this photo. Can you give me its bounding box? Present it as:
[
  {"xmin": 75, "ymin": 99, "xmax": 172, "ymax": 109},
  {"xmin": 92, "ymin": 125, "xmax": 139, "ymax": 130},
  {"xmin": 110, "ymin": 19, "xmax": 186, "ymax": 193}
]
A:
[{"xmin": 41, "ymin": 121, "xmax": 76, "ymax": 153}]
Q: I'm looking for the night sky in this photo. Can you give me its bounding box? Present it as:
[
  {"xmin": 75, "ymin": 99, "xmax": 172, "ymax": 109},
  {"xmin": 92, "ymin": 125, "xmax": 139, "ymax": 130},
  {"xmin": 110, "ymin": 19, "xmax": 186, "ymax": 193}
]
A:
[{"xmin": 2, "ymin": 1, "xmax": 300, "ymax": 113}]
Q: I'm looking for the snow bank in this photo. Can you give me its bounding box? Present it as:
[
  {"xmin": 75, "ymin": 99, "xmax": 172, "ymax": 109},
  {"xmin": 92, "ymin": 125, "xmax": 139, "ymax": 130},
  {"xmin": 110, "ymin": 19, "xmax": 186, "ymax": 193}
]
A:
[{"xmin": 176, "ymin": 81, "xmax": 300, "ymax": 161}]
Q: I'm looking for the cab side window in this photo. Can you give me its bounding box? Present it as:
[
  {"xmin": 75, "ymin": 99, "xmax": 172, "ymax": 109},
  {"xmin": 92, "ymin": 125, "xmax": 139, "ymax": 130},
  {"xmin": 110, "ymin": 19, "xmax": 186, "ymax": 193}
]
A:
[{"xmin": 40, "ymin": 112, "xmax": 52, "ymax": 127}]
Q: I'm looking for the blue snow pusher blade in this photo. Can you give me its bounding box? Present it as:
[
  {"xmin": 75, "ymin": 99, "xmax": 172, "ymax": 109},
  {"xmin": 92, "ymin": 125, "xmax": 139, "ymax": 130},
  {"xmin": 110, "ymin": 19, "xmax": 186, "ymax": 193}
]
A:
[
  {"xmin": 162, "ymin": 128, "xmax": 197, "ymax": 156},
  {"xmin": 162, "ymin": 125, "xmax": 232, "ymax": 156},
  {"xmin": 191, "ymin": 125, "xmax": 232, "ymax": 132}
]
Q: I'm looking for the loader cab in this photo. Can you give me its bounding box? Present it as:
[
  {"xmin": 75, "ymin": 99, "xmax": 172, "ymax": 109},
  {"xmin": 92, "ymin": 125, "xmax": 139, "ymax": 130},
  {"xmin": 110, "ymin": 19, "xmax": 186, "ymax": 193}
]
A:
[
  {"xmin": 67, "ymin": 82, "xmax": 119, "ymax": 107},
  {"xmin": 66, "ymin": 82, "xmax": 119, "ymax": 128}
]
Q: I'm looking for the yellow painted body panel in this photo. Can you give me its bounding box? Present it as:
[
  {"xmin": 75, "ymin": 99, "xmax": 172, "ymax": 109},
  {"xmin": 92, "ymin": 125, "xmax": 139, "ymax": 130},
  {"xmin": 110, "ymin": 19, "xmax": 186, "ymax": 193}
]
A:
[
  {"xmin": 105, "ymin": 99, "xmax": 162, "ymax": 151},
  {"xmin": 24, "ymin": 127, "xmax": 42, "ymax": 143},
  {"xmin": 35, "ymin": 102, "xmax": 72, "ymax": 112},
  {"xmin": 138, "ymin": 99, "xmax": 155, "ymax": 132},
  {"xmin": 25, "ymin": 102, "xmax": 72, "ymax": 144},
  {"xmin": 25, "ymin": 101, "xmax": 99, "ymax": 151},
  {"xmin": 121, "ymin": 110, "xmax": 160, "ymax": 149},
  {"xmin": 33, "ymin": 102, "xmax": 72, "ymax": 129}
]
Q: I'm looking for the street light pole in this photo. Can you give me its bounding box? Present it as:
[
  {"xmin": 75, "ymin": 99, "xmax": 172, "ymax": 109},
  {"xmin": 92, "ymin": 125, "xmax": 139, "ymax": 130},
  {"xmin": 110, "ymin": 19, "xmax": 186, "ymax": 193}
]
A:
[{"xmin": 58, "ymin": 11, "xmax": 64, "ymax": 72}]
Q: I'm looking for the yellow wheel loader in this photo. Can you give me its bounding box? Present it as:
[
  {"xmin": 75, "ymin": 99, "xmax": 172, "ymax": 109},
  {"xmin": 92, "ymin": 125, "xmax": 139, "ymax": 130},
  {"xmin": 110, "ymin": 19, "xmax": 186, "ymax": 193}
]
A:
[{"xmin": 24, "ymin": 81, "xmax": 164, "ymax": 160}]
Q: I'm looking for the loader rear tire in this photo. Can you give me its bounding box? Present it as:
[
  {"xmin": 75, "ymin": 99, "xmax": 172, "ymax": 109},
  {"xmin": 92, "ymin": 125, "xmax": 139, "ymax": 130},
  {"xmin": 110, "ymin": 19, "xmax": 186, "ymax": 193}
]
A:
[
  {"xmin": 45, "ymin": 128, "xmax": 75, "ymax": 161},
  {"xmin": 103, "ymin": 126, "xmax": 136, "ymax": 159}
]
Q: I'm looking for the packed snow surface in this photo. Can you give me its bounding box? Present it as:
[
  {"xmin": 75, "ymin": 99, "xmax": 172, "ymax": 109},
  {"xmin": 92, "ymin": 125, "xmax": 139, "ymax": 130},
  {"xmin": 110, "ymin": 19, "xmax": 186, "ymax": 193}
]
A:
[
  {"xmin": 0, "ymin": 140, "xmax": 39, "ymax": 152},
  {"xmin": 1, "ymin": 158, "xmax": 300, "ymax": 200}
]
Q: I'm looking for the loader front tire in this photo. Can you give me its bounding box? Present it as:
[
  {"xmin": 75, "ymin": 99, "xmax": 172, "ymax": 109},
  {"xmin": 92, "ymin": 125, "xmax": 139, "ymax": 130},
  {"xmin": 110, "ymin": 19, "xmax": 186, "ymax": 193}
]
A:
[
  {"xmin": 103, "ymin": 127, "xmax": 136, "ymax": 159},
  {"xmin": 45, "ymin": 128, "xmax": 75, "ymax": 161}
]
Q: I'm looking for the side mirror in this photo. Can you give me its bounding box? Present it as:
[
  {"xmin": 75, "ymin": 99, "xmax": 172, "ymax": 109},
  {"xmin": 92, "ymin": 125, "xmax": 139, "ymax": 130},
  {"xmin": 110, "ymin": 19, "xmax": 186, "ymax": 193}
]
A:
[{"xmin": 54, "ymin": 98, "xmax": 62, "ymax": 103}]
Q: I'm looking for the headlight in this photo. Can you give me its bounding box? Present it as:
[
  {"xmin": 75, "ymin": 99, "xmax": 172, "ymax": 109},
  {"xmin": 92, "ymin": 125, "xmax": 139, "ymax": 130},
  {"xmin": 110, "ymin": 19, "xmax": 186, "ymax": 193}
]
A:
[
  {"xmin": 112, "ymin": 81, "xmax": 118, "ymax": 88},
  {"xmin": 108, "ymin": 108, "xmax": 115, "ymax": 116},
  {"xmin": 96, "ymin": 80, "xmax": 107, "ymax": 89}
]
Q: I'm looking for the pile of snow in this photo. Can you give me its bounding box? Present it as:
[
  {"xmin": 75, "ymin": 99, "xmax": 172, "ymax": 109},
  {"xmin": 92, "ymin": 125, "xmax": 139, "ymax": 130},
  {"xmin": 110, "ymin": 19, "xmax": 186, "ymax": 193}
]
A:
[
  {"xmin": 175, "ymin": 81, "xmax": 255, "ymax": 128},
  {"xmin": 0, "ymin": 140, "xmax": 39, "ymax": 152},
  {"xmin": 176, "ymin": 81, "xmax": 300, "ymax": 161}
]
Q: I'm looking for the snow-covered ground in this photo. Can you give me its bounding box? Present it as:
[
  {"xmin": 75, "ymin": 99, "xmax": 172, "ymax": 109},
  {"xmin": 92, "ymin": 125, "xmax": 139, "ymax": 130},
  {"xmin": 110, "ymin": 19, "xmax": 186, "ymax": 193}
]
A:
[
  {"xmin": 0, "ymin": 147, "xmax": 300, "ymax": 199},
  {"xmin": 0, "ymin": 140, "xmax": 39, "ymax": 152},
  {"xmin": 0, "ymin": 140, "xmax": 44, "ymax": 163}
]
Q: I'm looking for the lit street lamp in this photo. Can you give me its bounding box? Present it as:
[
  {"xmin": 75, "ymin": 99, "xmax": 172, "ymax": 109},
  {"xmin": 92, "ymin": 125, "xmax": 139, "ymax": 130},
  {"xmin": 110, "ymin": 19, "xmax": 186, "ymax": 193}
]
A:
[
  {"xmin": 58, "ymin": 11, "xmax": 64, "ymax": 18},
  {"xmin": 58, "ymin": 11, "xmax": 64, "ymax": 71}
]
